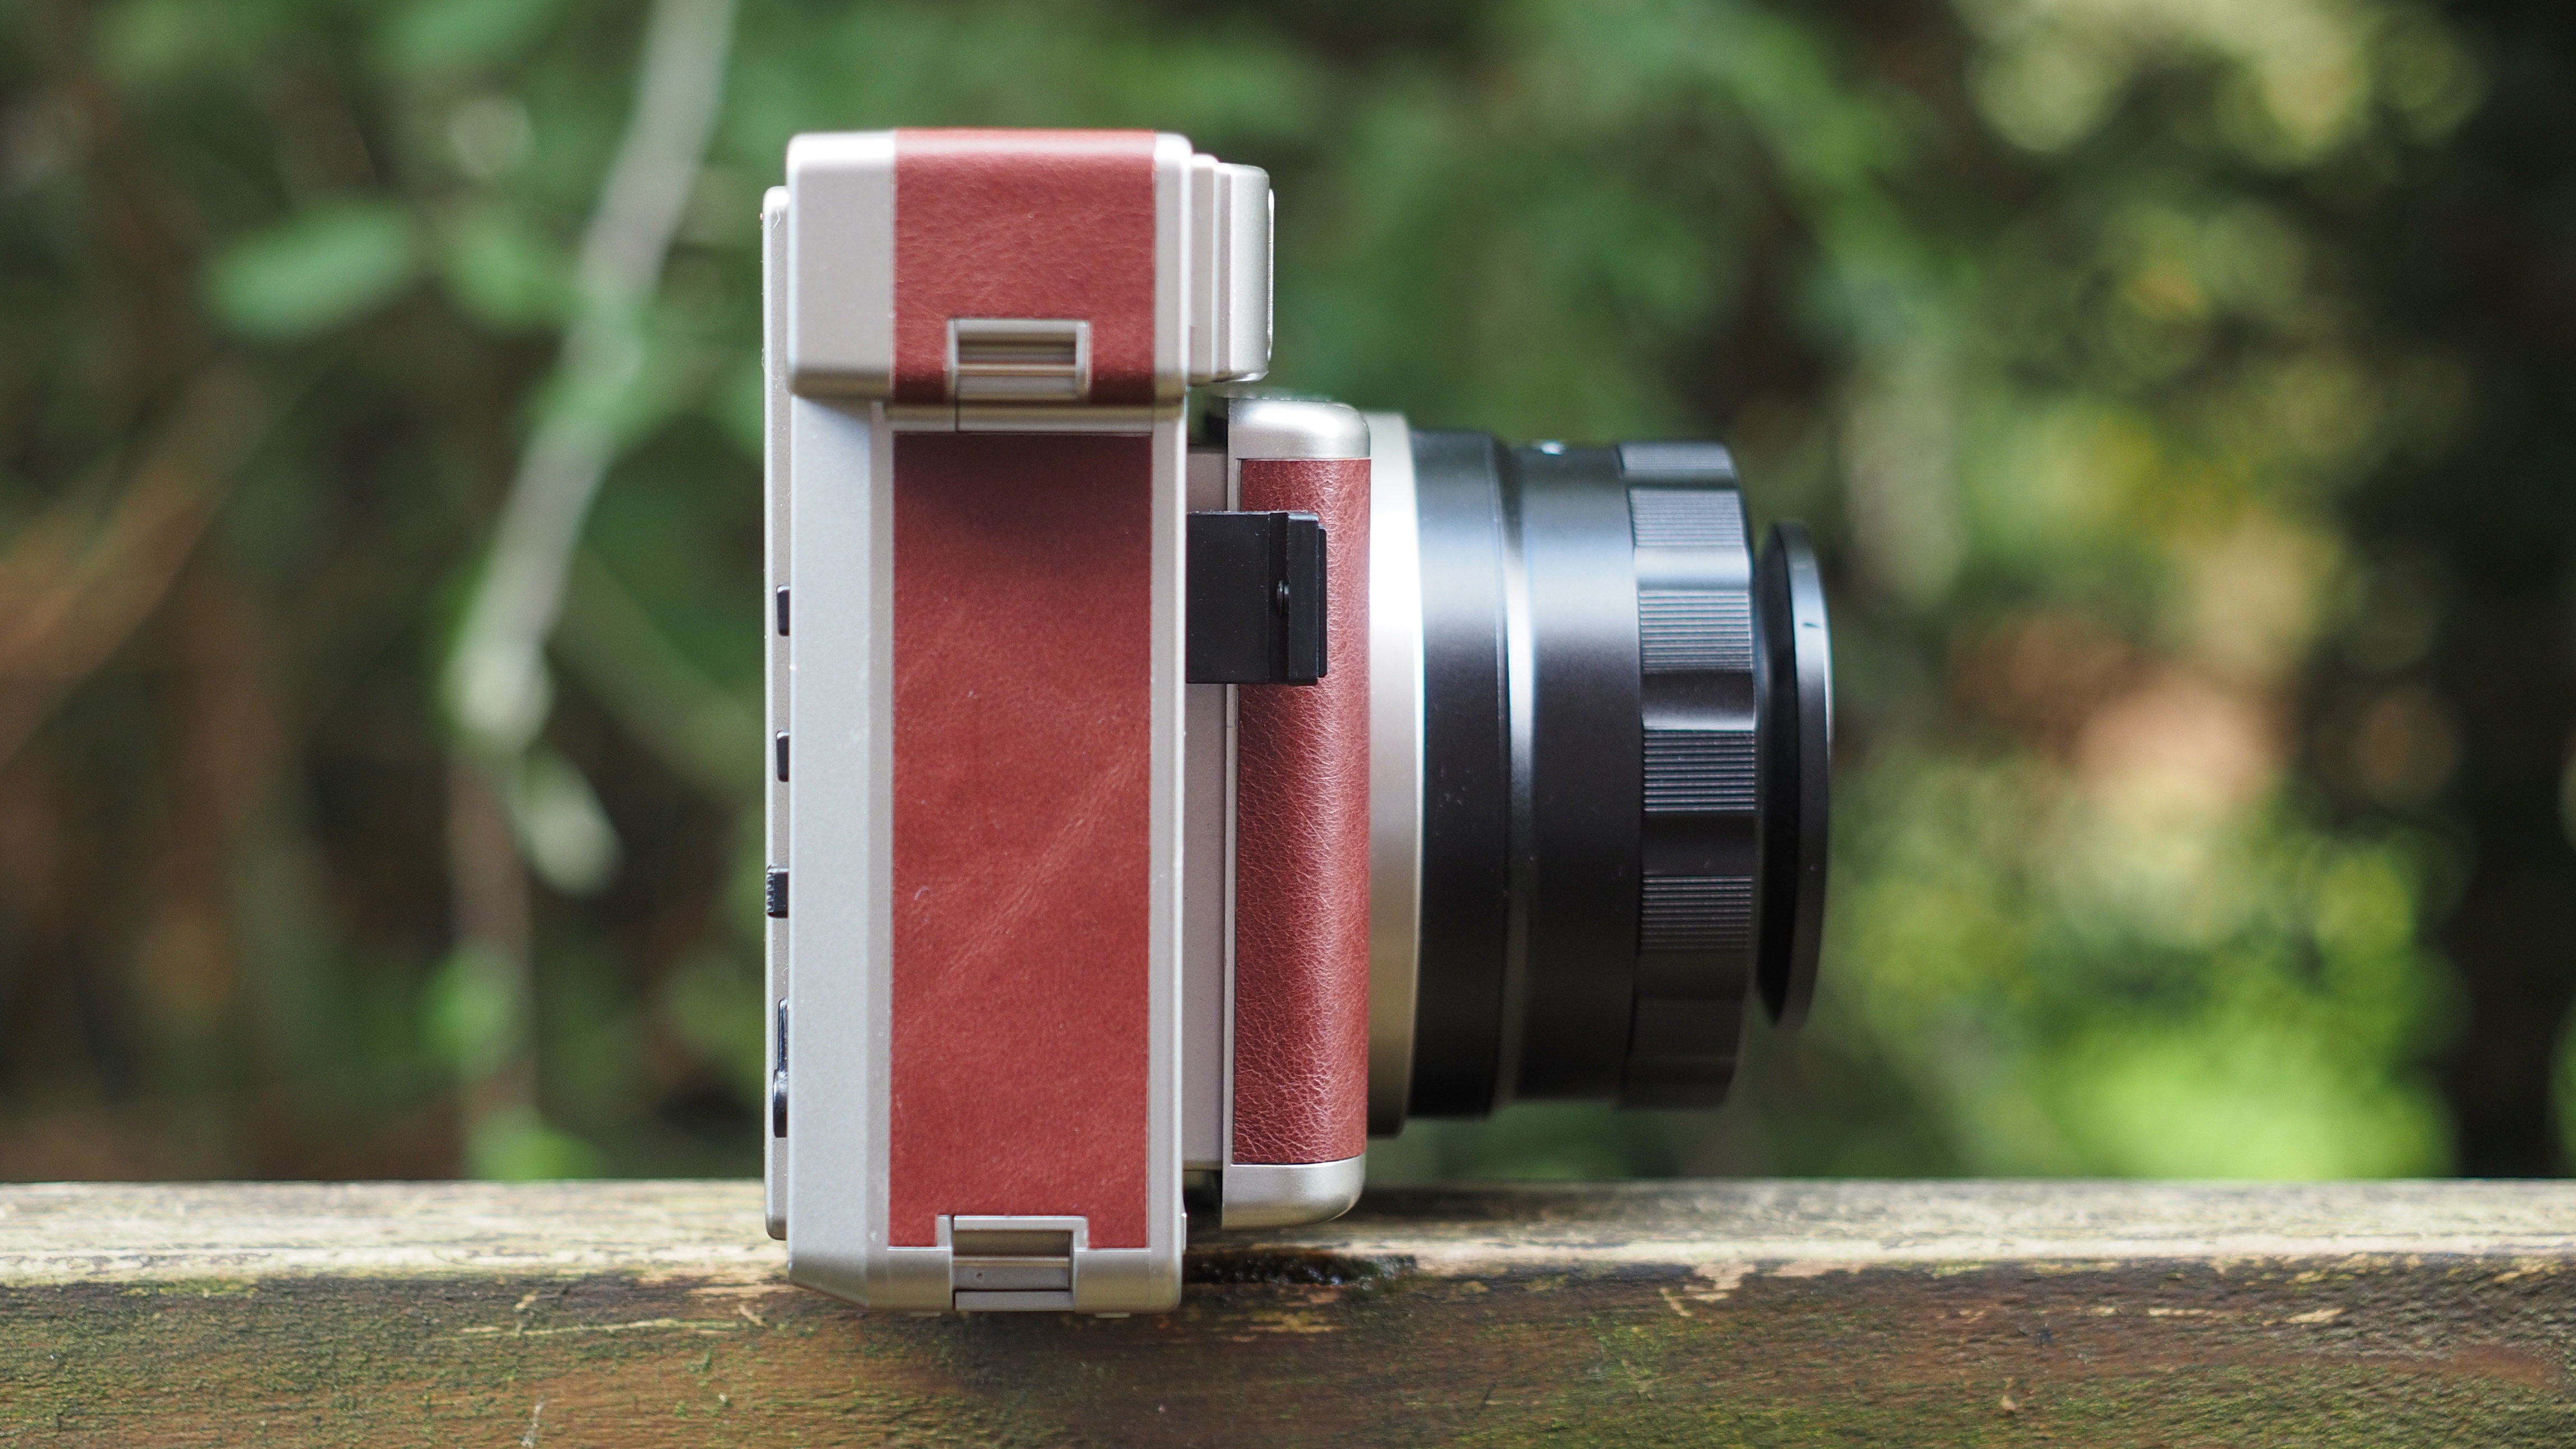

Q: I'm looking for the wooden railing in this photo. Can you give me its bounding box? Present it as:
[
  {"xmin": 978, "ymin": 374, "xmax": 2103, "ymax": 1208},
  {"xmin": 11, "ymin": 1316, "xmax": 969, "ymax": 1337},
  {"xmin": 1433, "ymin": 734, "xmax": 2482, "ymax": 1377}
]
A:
[{"xmin": 5, "ymin": 1179, "xmax": 2573, "ymax": 1443}]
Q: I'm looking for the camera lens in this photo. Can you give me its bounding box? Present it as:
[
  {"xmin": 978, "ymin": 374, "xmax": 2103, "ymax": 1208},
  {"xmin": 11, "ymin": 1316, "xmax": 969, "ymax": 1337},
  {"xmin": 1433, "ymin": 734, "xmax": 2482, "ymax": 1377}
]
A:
[{"xmin": 1366, "ymin": 424, "xmax": 1832, "ymax": 1130}]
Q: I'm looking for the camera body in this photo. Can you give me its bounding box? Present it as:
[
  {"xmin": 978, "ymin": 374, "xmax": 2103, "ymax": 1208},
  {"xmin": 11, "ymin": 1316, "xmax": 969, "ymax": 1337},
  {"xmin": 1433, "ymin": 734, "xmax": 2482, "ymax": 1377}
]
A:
[
  {"xmin": 762, "ymin": 130, "xmax": 1833, "ymax": 1314},
  {"xmin": 762, "ymin": 131, "xmax": 1371, "ymax": 1312}
]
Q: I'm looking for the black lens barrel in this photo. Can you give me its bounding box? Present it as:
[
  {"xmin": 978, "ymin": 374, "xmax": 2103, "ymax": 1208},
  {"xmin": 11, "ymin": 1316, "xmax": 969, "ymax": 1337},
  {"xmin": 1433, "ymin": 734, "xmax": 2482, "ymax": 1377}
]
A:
[
  {"xmin": 1407, "ymin": 432, "xmax": 1829, "ymax": 1117},
  {"xmin": 1408, "ymin": 430, "xmax": 1514, "ymax": 1119}
]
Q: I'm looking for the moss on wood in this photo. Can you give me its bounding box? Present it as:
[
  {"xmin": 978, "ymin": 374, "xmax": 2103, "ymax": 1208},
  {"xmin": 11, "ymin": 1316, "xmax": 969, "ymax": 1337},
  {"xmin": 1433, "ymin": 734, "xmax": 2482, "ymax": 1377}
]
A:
[{"xmin": 4, "ymin": 1180, "xmax": 2575, "ymax": 1445}]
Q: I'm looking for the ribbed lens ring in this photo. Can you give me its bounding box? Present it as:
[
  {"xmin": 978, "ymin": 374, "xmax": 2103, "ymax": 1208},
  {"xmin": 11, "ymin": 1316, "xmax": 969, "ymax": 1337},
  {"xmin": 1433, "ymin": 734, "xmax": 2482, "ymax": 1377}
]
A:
[
  {"xmin": 1407, "ymin": 434, "xmax": 1791, "ymax": 1118},
  {"xmin": 1620, "ymin": 444, "xmax": 1759, "ymax": 1110}
]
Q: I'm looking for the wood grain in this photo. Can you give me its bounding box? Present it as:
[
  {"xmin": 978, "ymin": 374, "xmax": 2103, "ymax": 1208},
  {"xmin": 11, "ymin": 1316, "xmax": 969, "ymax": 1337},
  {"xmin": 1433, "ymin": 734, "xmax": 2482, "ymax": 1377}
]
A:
[{"xmin": 6, "ymin": 1179, "xmax": 2576, "ymax": 1445}]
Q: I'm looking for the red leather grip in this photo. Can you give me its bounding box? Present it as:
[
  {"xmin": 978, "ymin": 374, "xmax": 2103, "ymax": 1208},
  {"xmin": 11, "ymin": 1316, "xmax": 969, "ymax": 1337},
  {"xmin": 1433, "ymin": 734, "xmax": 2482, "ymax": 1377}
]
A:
[
  {"xmin": 1232, "ymin": 457, "xmax": 1372, "ymax": 1166},
  {"xmin": 888, "ymin": 434, "xmax": 1155, "ymax": 1249},
  {"xmin": 884, "ymin": 130, "xmax": 1162, "ymax": 1251}
]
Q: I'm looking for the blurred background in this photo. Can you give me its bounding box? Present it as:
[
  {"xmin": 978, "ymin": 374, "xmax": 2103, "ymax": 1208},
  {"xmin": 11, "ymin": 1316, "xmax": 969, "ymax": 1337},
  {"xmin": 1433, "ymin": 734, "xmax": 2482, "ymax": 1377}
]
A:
[{"xmin": 1, "ymin": 0, "xmax": 2567, "ymax": 1185}]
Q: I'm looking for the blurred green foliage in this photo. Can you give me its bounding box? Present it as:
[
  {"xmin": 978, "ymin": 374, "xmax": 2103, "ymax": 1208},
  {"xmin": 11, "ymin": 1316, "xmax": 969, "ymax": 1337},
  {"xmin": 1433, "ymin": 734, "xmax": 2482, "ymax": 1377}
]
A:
[{"xmin": 0, "ymin": 0, "xmax": 2564, "ymax": 1184}]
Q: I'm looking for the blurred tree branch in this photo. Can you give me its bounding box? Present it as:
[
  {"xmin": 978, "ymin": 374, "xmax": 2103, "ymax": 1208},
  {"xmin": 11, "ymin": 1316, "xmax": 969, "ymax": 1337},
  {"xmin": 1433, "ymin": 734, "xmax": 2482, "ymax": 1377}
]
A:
[
  {"xmin": 444, "ymin": 0, "xmax": 740, "ymax": 759},
  {"xmin": 0, "ymin": 365, "xmax": 283, "ymax": 770},
  {"xmin": 435, "ymin": 0, "xmax": 738, "ymax": 1178}
]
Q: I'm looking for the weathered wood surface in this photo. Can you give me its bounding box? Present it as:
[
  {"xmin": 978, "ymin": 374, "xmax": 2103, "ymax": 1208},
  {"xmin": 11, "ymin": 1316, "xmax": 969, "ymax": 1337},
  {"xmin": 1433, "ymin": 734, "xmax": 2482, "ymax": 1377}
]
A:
[{"xmin": 6, "ymin": 1179, "xmax": 2576, "ymax": 1445}]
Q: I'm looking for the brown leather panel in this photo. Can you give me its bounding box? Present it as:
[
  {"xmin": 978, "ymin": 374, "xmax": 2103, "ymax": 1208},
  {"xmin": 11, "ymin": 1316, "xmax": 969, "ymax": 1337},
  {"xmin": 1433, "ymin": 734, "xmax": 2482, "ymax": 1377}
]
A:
[
  {"xmin": 1233, "ymin": 457, "xmax": 1372, "ymax": 1165},
  {"xmin": 890, "ymin": 130, "xmax": 1158, "ymax": 406},
  {"xmin": 887, "ymin": 433, "xmax": 1155, "ymax": 1249}
]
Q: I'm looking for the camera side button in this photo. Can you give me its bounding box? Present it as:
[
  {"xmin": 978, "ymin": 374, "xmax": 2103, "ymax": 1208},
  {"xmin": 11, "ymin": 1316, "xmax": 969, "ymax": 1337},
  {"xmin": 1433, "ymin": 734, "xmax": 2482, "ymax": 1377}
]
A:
[{"xmin": 771, "ymin": 999, "xmax": 789, "ymax": 1138}]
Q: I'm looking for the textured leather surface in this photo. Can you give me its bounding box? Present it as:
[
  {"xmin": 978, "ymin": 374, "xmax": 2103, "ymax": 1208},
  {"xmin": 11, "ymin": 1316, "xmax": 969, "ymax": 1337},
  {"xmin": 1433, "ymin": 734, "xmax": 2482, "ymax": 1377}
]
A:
[
  {"xmin": 887, "ymin": 433, "xmax": 1155, "ymax": 1249},
  {"xmin": 891, "ymin": 130, "xmax": 1157, "ymax": 406},
  {"xmin": 1233, "ymin": 458, "xmax": 1372, "ymax": 1166}
]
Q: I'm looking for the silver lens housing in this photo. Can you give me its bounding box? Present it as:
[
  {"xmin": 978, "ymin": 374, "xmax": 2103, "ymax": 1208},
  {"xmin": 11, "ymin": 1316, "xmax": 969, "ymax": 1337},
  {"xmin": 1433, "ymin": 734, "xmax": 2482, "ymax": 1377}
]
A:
[{"xmin": 1363, "ymin": 412, "xmax": 1425, "ymax": 1137}]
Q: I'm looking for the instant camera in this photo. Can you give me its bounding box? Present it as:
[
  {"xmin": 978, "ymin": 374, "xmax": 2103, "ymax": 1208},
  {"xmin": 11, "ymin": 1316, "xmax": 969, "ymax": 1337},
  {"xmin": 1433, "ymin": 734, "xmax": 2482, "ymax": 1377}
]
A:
[{"xmin": 759, "ymin": 130, "xmax": 1831, "ymax": 1313}]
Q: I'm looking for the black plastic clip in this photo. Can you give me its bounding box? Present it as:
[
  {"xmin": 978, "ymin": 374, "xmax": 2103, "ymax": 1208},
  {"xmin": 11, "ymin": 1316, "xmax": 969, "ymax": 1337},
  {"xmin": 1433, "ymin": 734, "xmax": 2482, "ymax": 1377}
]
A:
[{"xmin": 1186, "ymin": 510, "xmax": 1327, "ymax": 685}]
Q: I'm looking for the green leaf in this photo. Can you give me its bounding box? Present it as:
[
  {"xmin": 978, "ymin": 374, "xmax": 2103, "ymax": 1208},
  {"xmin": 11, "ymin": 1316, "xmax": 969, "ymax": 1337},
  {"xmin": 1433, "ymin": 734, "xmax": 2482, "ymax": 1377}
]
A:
[
  {"xmin": 377, "ymin": 0, "xmax": 559, "ymax": 76},
  {"xmin": 437, "ymin": 202, "xmax": 573, "ymax": 331},
  {"xmin": 466, "ymin": 1105, "xmax": 606, "ymax": 1181},
  {"xmin": 205, "ymin": 201, "xmax": 422, "ymax": 341},
  {"xmin": 422, "ymin": 945, "xmax": 519, "ymax": 1078},
  {"xmin": 98, "ymin": 0, "xmax": 275, "ymax": 88}
]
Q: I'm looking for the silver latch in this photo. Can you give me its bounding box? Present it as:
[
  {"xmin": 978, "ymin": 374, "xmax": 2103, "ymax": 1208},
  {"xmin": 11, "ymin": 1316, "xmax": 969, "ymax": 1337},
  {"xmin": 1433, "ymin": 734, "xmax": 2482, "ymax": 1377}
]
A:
[
  {"xmin": 942, "ymin": 1215, "xmax": 1087, "ymax": 1310},
  {"xmin": 951, "ymin": 1229, "xmax": 1072, "ymax": 1291},
  {"xmin": 948, "ymin": 318, "xmax": 1091, "ymax": 404}
]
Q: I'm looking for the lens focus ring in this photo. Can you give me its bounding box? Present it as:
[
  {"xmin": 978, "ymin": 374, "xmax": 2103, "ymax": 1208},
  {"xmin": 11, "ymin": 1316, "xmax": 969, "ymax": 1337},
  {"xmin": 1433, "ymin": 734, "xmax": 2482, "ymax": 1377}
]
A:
[{"xmin": 1620, "ymin": 448, "xmax": 1757, "ymax": 1108}]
